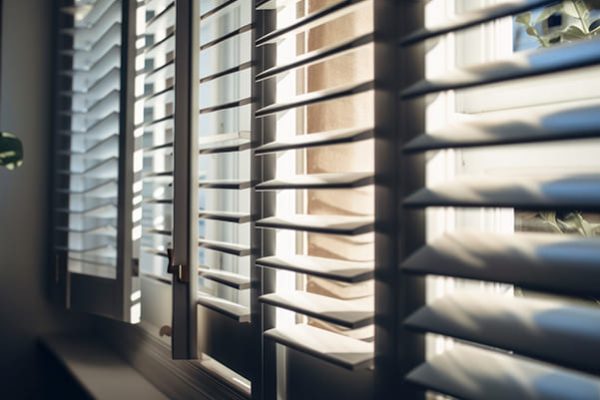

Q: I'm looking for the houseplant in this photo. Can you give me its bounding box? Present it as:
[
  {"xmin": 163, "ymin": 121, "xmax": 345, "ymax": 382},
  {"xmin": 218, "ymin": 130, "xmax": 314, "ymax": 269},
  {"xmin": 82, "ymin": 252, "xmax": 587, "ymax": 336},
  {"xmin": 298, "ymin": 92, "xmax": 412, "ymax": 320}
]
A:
[
  {"xmin": 516, "ymin": 0, "xmax": 600, "ymax": 47},
  {"xmin": 0, "ymin": 131, "xmax": 23, "ymax": 170}
]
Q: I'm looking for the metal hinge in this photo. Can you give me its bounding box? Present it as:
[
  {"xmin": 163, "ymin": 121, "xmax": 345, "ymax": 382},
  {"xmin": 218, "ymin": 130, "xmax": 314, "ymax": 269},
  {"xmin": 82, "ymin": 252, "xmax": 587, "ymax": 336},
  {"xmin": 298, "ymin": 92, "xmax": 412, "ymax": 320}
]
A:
[{"xmin": 166, "ymin": 248, "xmax": 189, "ymax": 283}]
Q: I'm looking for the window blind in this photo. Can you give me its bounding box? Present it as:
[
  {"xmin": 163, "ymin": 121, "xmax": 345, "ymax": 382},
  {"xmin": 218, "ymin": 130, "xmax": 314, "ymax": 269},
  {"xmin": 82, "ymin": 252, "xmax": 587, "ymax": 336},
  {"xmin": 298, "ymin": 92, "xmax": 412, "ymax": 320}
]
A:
[
  {"xmin": 135, "ymin": 0, "xmax": 198, "ymax": 356},
  {"xmin": 197, "ymin": 0, "xmax": 254, "ymax": 318},
  {"xmin": 53, "ymin": 0, "xmax": 137, "ymax": 321},
  {"xmin": 400, "ymin": 1, "xmax": 600, "ymax": 398},
  {"xmin": 139, "ymin": 0, "xmax": 175, "ymax": 283},
  {"xmin": 255, "ymin": 0, "xmax": 376, "ymax": 373},
  {"xmin": 189, "ymin": 0, "xmax": 256, "ymax": 390}
]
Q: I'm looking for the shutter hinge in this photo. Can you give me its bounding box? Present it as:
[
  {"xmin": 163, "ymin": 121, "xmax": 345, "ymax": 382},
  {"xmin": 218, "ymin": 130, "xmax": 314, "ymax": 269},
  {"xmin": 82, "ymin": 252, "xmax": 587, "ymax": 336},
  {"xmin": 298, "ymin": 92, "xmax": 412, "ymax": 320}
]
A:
[{"xmin": 166, "ymin": 248, "xmax": 189, "ymax": 283}]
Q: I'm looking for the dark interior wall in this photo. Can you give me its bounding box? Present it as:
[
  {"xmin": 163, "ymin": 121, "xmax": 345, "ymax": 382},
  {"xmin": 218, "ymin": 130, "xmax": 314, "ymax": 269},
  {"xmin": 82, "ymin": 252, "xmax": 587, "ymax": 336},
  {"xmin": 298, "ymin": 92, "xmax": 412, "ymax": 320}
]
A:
[{"xmin": 0, "ymin": 0, "xmax": 92, "ymax": 396}]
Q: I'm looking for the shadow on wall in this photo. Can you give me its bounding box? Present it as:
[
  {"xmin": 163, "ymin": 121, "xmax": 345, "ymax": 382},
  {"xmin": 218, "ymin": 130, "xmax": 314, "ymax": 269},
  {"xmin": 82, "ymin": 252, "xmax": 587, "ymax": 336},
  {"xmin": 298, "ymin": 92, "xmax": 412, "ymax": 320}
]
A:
[{"xmin": 0, "ymin": 0, "xmax": 93, "ymax": 397}]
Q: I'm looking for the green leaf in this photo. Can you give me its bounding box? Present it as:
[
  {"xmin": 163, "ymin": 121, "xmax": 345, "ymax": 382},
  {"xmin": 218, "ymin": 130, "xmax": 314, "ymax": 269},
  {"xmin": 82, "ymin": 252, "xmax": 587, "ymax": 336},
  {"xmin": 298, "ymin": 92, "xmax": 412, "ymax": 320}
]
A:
[
  {"xmin": 0, "ymin": 132, "xmax": 23, "ymax": 170},
  {"xmin": 571, "ymin": 0, "xmax": 590, "ymax": 20},
  {"xmin": 535, "ymin": 4, "xmax": 564, "ymax": 24},
  {"xmin": 538, "ymin": 212, "xmax": 563, "ymax": 233},
  {"xmin": 515, "ymin": 12, "xmax": 531, "ymax": 25},
  {"xmin": 559, "ymin": 24, "xmax": 589, "ymax": 40},
  {"xmin": 564, "ymin": 1, "xmax": 587, "ymax": 19}
]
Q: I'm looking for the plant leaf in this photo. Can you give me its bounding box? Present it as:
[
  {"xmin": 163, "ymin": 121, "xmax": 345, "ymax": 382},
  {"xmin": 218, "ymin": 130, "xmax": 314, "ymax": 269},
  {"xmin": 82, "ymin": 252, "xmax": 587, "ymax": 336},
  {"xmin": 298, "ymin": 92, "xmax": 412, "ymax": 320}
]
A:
[
  {"xmin": 564, "ymin": 1, "xmax": 587, "ymax": 19},
  {"xmin": 535, "ymin": 4, "xmax": 564, "ymax": 24},
  {"xmin": 0, "ymin": 131, "xmax": 23, "ymax": 170},
  {"xmin": 515, "ymin": 12, "xmax": 531, "ymax": 25},
  {"xmin": 559, "ymin": 24, "xmax": 589, "ymax": 40}
]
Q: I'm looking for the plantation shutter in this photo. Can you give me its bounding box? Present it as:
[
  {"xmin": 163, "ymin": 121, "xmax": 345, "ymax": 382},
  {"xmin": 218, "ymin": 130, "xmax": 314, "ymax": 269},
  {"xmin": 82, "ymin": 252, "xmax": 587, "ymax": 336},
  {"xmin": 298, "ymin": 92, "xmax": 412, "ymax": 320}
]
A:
[
  {"xmin": 53, "ymin": 0, "xmax": 137, "ymax": 322},
  {"xmin": 136, "ymin": 0, "xmax": 200, "ymax": 358},
  {"xmin": 400, "ymin": 1, "xmax": 600, "ymax": 399},
  {"xmin": 190, "ymin": 0, "xmax": 258, "ymax": 389},
  {"xmin": 254, "ymin": 0, "xmax": 377, "ymax": 378},
  {"xmin": 195, "ymin": 0, "xmax": 253, "ymax": 321}
]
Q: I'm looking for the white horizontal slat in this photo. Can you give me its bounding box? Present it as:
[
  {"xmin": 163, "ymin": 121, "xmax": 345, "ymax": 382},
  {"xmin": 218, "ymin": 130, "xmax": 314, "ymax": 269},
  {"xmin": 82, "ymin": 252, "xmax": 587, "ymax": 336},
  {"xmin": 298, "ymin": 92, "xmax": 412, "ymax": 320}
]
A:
[
  {"xmin": 197, "ymin": 292, "xmax": 250, "ymax": 323},
  {"xmin": 264, "ymin": 324, "xmax": 373, "ymax": 370},
  {"xmin": 407, "ymin": 345, "xmax": 600, "ymax": 400},
  {"xmin": 260, "ymin": 291, "xmax": 373, "ymax": 329},
  {"xmin": 256, "ymin": 255, "xmax": 373, "ymax": 283},
  {"xmin": 406, "ymin": 292, "xmax": 600, "ymax": 374}
]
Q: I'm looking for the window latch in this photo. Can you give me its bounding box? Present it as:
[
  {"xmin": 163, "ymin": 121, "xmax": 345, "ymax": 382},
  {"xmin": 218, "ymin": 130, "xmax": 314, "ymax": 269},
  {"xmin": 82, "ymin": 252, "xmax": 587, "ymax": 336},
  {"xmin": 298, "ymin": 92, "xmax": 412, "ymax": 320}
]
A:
[{"xmin": 166, "ymin": 248, "xmax": 189, "ymax": 283}]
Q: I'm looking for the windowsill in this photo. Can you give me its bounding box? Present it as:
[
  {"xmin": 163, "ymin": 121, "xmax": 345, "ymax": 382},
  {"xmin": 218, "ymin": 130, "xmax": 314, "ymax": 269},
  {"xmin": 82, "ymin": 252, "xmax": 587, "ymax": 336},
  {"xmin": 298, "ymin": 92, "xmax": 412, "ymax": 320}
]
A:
[{"xmin": 40, "ymin": 334, "xmax": 168, "ymax": 400}]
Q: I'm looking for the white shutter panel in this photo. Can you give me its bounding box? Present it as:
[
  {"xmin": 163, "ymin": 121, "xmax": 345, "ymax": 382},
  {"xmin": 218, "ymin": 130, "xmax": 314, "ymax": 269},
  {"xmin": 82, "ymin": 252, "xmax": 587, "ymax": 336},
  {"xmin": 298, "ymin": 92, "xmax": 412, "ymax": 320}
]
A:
[
  {"xmin": 400, "ymin": 1, "xmax": 600, "ymax": 398},
  {"xmin": 53, "ymin": 0, "xmax": 137, "ymax": 322}
]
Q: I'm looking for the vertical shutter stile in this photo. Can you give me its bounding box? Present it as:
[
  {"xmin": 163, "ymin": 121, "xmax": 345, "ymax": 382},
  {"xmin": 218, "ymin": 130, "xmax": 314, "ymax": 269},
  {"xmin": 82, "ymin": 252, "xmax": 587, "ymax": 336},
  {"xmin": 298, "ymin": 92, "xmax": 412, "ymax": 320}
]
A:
[
  {"xmin": 400, "ymin": 1, "xmax": 600, "ymax": 399},
  {"xmin": 172, "ymin": 0, "xmax": 199, "ymax": 359}
]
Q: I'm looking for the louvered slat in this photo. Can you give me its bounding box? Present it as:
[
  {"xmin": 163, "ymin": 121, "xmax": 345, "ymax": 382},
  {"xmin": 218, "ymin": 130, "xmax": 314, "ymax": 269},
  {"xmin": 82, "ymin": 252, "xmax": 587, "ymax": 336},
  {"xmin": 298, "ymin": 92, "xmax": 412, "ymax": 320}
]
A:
[
  {"xmin": 142, "ymin": 31, "xmax": 175, "ymax": 54},
  {"xmin": 402, "ymin": 39, "xmax": 600, "ymax": 99},
  {"xmin": 404, "ymin": 174, "xmax": 600, "ymax": 210},
  {"xmin": 256, "ymin": 33, "xmax": 373, "ymax": 82},
  {"xmin": 68, "ymin": 156, "xmax": 118, "ymax": 177},
  {"xmin": 198, "ymin": 268, "xmax": 251, "ymax": 290},
  {"xmin": 256, "ymin": 172, "xmax": 373, "ymax": 191},
  {"xmin": 71, "ymin": 133, "xmax": 119, "ymax": 156},
  {"xmin": 145, "ymin": 228, "xmax": 171, "ymax": 236},
  {"xmin": 198, "ymin": 137, "xmax": 251, "ymax": 154},
  {"xmin": 256, "ymin": 215, "xmax": 374, "ymax": 235},
  {"xmin": 255, "ymin": 0, "xmax": 365, "ymax": 46},
  {"xmin": 56, "ymin": 225, "xmax": 116, "ymax": 236},
  {"xmin": 73, "ymin": 22, "xmax": 121, "ymax": 53},
  {"xmin": 199, "ymin": 61, "xmax": 253, "ymax": 84},
  {"xmin": 198, "ymin": 210, "xmax": 251, "ymax": 224},
  {"xmin": 200, "ymin": 0, "xmax": 239, "ymax": 20},
  {"xmin": 198, "ymin": 179, "xmax": 253, "ymax": 190},
  {"xmin": 256, "ymin": 255, "xmax": 373, "ymax": 283},
  {"xmin": 199, "ymin": 24, "xmax": 253, "ymax": 51},
  {"xmin": 144, "ymin": 198, "xmax": 172, "ymax": 205},
  {"xmin": 146, "ymin": 1, "xmax": 174, "ymax": 29},
  {"xmin": 254, "ymin": 127, "xmax": 373, "ymax": 155},
  {"xmin": 142, "ymin": 247, "xmax": 169, "ymax": 258},
  {"xmin": 403, "ymin": 232, "xmax": 600, "ymax": 298},
  {"xmin": 255, "ymin": 0, "xmax": 287, "ymax": 9},
  {"xmin": 404, "ymin": 104, "xmax": 600, "ymax": 152},
  {"xmin": 406, "ymin": 292, "xmax": 600, "ymax": 375},
  {"xmin": 400, "ymin": 0, "xmax": 559, "ymax": 45},
  {"xmin": 143, "ymin": 171, "xmax": 173, "ymax": 180},
  {"xmin": 198, "ymin": 97, "xmax": 253, "ymax": 114},
  {"xmin": 255, "ymin": 80, "xmax": 373, "ymax": 118},
  {"xmin": 264, "ymin": 324, "xmax": 374, "ymax": 370},
  {"xmin": 198, "ymin": 238, "xmax": 251, "ymax": 257},
  {"xmin": 197, "ymin": 292, "xmax": 251, "ymax": 323},
  {"xmin": 143, "ymin": 141, "xmax": 173, "ymax": 154},
  {"xmin": 58, "ymin": 244, "xmax": 115, "ymax": 255},
  {"xmin": 407, "ymin": 345, "xmax": 600, "ymax": 400},
  {"xmin": 260, "ymin": 291, "xmax": 374, "ymax": 329},
  {"xmin": 57, "ymin": 203, "xmax": 117, "ymax": 218},
  {"xmin": 58, "ymin": 179, "xmax": 118, "ymax": 197}
]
